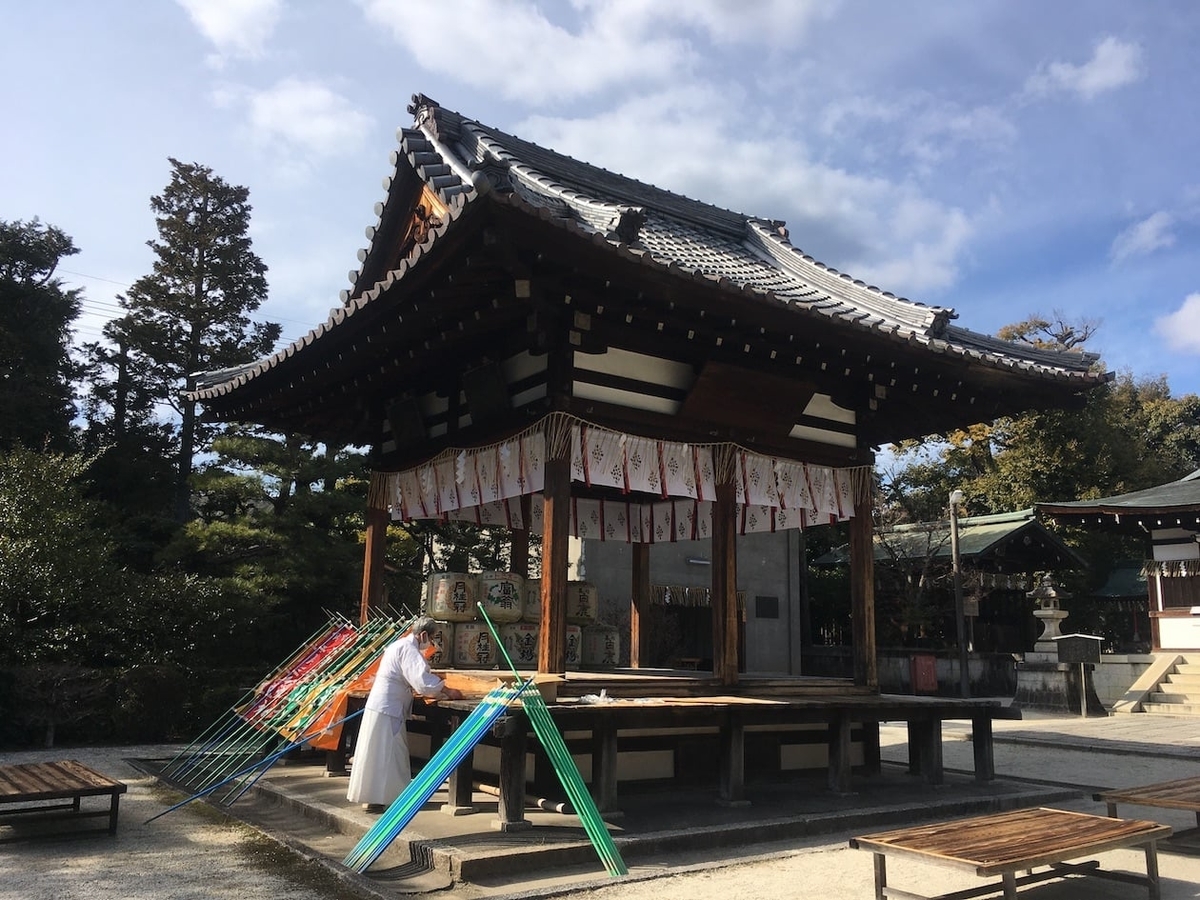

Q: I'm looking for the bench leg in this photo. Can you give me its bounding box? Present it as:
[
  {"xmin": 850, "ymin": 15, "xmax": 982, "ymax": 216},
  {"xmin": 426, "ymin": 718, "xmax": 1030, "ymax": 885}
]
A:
[
  {"xmin": 1146, "ymin": 842, "xmax": 1161, "ymax": 900},
  {"xmin": 872, "ymin": 852, "xmax": 886, "ymax": 900},
  {"xmin": 1002, "ymin": 871, "xmax": 1017, "ymax": 899},
  {"xmin": 108, "ymin": 792, "xmax": 121, "ymax": 835}
]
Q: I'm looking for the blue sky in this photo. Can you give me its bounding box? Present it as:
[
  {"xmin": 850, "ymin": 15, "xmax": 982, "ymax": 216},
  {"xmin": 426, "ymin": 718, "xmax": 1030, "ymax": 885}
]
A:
[{"xmin": 5, "ymin": 1, "xmax": 1199, "ymax": 397}]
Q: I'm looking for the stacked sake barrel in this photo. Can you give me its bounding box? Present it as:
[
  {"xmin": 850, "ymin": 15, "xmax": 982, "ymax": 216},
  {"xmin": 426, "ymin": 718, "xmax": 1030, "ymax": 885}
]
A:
[
  {"xmin": 425, "ymin": 572, "xmax": 614, "ymax": 669},
  {"xmin": 425, "ymin": 571, "xmax": 527, "ymax": 669}
]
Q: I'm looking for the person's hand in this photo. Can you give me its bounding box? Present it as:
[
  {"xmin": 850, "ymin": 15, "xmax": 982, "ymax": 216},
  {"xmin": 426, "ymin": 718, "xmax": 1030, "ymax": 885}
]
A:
[{"xmin": 442, "ymin": 686, "xmax": 464, "ymax": 700}]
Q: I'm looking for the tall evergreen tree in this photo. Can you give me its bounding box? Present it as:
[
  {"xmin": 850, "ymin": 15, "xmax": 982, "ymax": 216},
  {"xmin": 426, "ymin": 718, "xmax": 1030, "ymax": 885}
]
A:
[
  {"xmin": 118, "ymin": 159, "xmax": 280, "ymax": 521},
  {"xmin": 0, "ymin": 219, "xmax": 81, "ymax": 451}
]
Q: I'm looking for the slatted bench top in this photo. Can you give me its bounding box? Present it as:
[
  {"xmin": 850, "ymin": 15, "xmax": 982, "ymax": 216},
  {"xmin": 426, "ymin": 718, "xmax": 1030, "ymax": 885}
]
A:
[
  {"xmin": 0, "ymin": 760, "xmax": 127, "ymax": 803},
  {"xmin": 852, "ymin": 807, "xmax": 1170, "ymax": 876},
  {"xmin": 1097, "ymin": 775, "xmax": 1200, "ymax": 813},
  {"xmin": 0, "ymin": 760, "xmax": 127, "ymax": 841},
  {"xmin": 852, "ymin": 807, "xmax": 1172, "ymax": 899}
]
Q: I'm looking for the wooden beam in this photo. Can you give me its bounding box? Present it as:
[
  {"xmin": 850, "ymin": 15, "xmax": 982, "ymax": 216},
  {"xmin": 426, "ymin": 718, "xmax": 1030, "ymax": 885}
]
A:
[
  {"xmin": 538, "ymin": 451, "xmax": 571, "ymax": 674},
  {"xmin": 711, "ymin": 475, "xmax": 739, "ymax": 686},
  {"xmin": 849, "ymin": 490, "xmax": 878, "ymax": 689},
  {"xmin": 630, "ymin": 541, "xmax": 650, "ymax": 668},
  {"xmin": 360, "ymin": 504, "xmax": 389, "ymax": 625}
]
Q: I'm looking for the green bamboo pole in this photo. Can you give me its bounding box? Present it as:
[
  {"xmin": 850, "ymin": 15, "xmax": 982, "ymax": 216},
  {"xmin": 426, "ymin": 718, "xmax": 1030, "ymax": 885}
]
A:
[
  {"xmin": 477, "ymin": 604, "xmax": 628, "ymax": 878},
  {"xmin": 343, "ymin": 683, "xmax": 528, "ymax": 872}
]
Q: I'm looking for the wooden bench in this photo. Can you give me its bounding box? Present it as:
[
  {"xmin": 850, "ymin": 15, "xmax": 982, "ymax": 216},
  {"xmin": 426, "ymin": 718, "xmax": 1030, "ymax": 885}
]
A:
[
  {"xmin": 1097, "ymin": 775, "xmax": 1200, "ymax": 848},
  {"xmin": 0, "ymin": 760, "xmax": 127, "ymax": 841},
  {"xmin": 850, "ymin": 806, "xmax": 1171, "ymax": 899}
]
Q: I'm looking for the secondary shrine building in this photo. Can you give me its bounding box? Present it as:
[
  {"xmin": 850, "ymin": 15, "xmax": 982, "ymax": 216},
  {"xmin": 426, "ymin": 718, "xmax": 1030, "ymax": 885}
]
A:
[{"xmin": 191, "ymin": 94, "xmax": 1109, "ymax": 687}]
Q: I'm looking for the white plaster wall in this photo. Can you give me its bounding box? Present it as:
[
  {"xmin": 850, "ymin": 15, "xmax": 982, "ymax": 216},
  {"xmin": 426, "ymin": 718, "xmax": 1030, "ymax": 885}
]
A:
[{"xmin": 1158, "ymin": 616, "xmax": 1200, "ymax": 651}]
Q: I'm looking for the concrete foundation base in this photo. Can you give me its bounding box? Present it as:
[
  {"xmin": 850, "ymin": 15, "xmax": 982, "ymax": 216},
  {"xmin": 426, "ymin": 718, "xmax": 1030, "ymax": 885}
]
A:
[{"xmin": 1013, "ymin": 653, "xmax": 1107, "ymax": 716}]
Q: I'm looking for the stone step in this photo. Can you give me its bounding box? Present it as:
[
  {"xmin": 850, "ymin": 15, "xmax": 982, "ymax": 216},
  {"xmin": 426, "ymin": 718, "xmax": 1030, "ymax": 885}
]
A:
[
  {"xmin": 1161, "ymin": 676, "xmax": 1200, "ymax": 692},
  {"xmin": 1173, "ymin": 662, "xmax": 1200, "ymax": 676},
  {"xmin": 1142, "ymin": 700, "xmax": 1200, "ymax": 716}
]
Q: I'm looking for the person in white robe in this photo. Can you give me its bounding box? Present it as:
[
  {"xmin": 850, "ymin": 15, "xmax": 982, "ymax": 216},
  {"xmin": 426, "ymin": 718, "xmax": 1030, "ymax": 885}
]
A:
[{"xmin": 346, "ymin": 617, "xmax": 462, "ymax": 810}]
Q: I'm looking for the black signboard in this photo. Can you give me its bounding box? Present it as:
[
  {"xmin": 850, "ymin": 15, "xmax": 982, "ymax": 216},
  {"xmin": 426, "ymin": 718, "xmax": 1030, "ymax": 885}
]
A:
[{"xmin": 1055, "ymin": 634, "xmax": 1102, "ymax": 664}]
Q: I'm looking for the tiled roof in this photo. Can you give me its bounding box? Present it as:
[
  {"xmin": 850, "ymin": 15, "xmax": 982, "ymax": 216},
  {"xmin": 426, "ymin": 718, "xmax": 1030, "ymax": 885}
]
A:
[
  {"xmin": 1038, "ymin": 469, "xmax": 1200, "ymax": 517},
  {"xmin": 192, "ymin": 93, "xmax": 1105, "ymax": 404}
]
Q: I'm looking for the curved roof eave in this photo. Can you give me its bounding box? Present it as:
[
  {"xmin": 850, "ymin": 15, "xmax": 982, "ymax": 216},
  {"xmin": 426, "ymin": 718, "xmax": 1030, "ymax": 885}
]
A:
[{"xmin": 190, "ymin": 94, "xmax": 1111, "ymax": 403}]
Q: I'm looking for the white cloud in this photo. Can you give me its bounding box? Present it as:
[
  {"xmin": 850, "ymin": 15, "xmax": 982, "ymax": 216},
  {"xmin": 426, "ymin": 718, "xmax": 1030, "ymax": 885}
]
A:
[
  {"xmin": 176, "ymin": 0, "xmax": 282, "ymax": 64},
  {"xmin": 1025, "ymin": 36, "xmax": 1145, "ymax": 101},
  {"xmin": 522, "ymin": 88, "xmax": 973, "ymax": 297},
  {"xmin": 572, "ymin": 0, "xmax": 840, "ymax": 46},
  {"xmin": 356, "ymin": 0, "xmax": 835, "ymax": 102},
  {"xmin": 1110, "ymin": 211, "xmax": 1175, "ymax": 263},
  {"xmin": 212, "ymin": 78, "xmax": 374, "ymax": 181},
  {"xmin": 1155, "ymin": 294, "xmax": 1200, "ymax": 353},
  {"xmin": 820, "ymin": 93, "xmax": 1017, "ymax": 172},
  {"xmin": 357, "ymin": 0, "xmax": 691, "ymax": 102}
]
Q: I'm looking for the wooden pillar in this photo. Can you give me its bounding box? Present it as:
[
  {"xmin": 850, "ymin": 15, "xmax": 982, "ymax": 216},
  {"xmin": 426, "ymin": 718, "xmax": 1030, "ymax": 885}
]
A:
[
  {"xmin": 510, "ymin": 494, "xmax": 532, "ymax": 578},
  {"xmin": 717, "ymin": 711, "xmax": 747, "ymax": 805},
  {"xmin": 849, "ymin": 490, "xmax": 878, "ymax": 689},
  {"xmin": 590, "ymin": 712, "xmax": 619, "ymax": 813},
  {"xmin": 827, "ymin": 710, "xmax": 852, "ymax": 794},
  {"xmin": 360, "ymin": 504, "xmax": 389, "ymax": 625},
  {"xmin": 629, "ymin": 542, "xmax": 650, "ymax": 668},
  {"xmin": 971, "ymin": 712, "xmax": 995, "ymax": 782},
  {"xmin": 442, "ymin": 712, "xmax": 476, "ymax": 815},
  {"xmin": 538, "ymin": 451, "xmax": 570, "ymax": 674},
  {"xmin": 712, "ymin": 476, "xmax": 739, "ymax": 686},
  {"xmin": 495, "ymin": 712, "xmax": 531, "ymax": 831}
]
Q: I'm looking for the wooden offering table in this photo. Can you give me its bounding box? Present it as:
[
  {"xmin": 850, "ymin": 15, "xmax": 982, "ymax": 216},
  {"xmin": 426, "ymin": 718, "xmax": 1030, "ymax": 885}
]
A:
[
  {"xmin": 850, "ymin": 806, "xmax": 1171, "ymax": 900},
  {"xmin": 0, "ymin": 760, "xmax": 127, "ymax": 841}
]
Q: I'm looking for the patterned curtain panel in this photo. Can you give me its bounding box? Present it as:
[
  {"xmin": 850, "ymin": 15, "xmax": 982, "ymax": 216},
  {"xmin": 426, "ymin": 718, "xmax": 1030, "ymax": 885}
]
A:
[{"xmin": 387, "ymin": 413, "xmax": 869, "ymax": 539}]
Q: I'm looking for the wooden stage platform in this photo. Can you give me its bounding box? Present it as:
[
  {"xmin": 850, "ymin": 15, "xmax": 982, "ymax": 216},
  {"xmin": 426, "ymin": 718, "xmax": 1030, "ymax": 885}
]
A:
[{"xmin": 364, "ymin": 669, "xmax": 1012, "ymax": 831}]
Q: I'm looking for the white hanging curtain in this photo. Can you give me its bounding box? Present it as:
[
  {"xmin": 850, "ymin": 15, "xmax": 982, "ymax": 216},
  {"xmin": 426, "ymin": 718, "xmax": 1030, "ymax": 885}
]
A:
[{"xmin": 384, "ymin": 412, "xmax": 868, "ymax": 540}]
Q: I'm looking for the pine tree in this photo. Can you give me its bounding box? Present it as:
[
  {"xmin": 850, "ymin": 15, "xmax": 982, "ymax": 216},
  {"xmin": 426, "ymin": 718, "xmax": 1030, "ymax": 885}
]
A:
[
  {"xmin": 118, "ymin": 159, "xmax": 281, "ymax": 521},
  {"xmin": 0, "ymin": 219, "xmax": 81, "ymax": 451}
]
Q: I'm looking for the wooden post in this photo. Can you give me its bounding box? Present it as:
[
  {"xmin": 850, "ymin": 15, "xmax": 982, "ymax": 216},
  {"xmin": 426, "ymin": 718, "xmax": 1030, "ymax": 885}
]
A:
[
  {"xmin": 591, "ymin": 712, "xmax": 619, "ymax": 813},
  {"xmin": 849, "ymin": 489, "xmax": 878, "ymax": 689},
  {"xmin": 510, "ymin": 495, "xmax": 532, "ymax": 578},
  {"xmin": 712, "ymin": 475, "xmax": 739, "ymax": 686},
  {"xmin": 630, "ymin": 542, "xmax": 650, "ymax": 668},
  {"xmin": 717, "ymin": 711, "xmax": 747, "ymax": 805},
  {"xmin": 827, "ymin": 710, "xmax": 852, "ymax": 794},
  {"xmin": 360, "ymin": 504, "xmax": 389, "ymax": 625},
  {"xmin": 538, "ymin": 451, "xmax": 570, "ymax": 674},
  {"xmin": 495, "ymin": 713, "xmax": 531, "ymax": 831}
]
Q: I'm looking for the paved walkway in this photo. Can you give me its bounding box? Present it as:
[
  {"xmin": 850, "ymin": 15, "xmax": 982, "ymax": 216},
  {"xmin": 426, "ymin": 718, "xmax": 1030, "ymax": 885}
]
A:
[{"xmin": 1, "ymin": 708, "xmax": 1198, "ymax": 900}]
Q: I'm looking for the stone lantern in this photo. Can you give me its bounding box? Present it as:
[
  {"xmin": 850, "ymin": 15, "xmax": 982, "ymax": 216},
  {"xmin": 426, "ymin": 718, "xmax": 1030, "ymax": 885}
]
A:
[{"xmin": 1027, "ymin": 574, "xmax": 1070, "ymax": 652}]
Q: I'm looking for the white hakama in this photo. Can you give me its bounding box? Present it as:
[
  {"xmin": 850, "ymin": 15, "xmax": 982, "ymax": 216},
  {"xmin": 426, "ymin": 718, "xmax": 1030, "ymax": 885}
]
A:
[
  {"xmin": 346, "ymin": 631, "xmax": 446, "ymax": 807},
  {"xmin": 346, "ymin": 707, "xmax": 410, "ymax": 806}
]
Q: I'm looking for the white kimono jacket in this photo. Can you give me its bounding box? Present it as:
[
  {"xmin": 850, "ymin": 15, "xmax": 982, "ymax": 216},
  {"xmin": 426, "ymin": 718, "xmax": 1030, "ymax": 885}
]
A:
[{"xmin": 346, "ymin": 633, "xmax": 447, "ymax": 806}]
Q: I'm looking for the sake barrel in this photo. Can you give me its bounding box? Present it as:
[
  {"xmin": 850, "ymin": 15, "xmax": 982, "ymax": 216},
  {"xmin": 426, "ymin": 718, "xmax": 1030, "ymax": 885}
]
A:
[
  {"xmin": 479, "ymin": 571, "xmax": 524, "ymax": 624},
  {"xmin": 565, "ymin": 581, "xmax": 599, "ymax": 626},
  {"xmin": 453, "ymin": 621, "xmax": 496, "ymax": 669},
  {"xmin": 582, "ymin": 624, "xmax": 620, "ymax": 668},
  {"xmin": 427, "ymin": 572, "xmax": 478, "ymax": 623},
  {"xmin": 500, "ymin": 622, "xmax": 539, "ymax": 669},
  {"xmin": 564, "ymin": 624, "xmax": 582, "ymax": 669},
  {"xmin": 521, "ymin": 578, "xmax": 541, "ymax": 623},
  {"xmin": 426, "ymin": 621, "xmax": 455, "ymax": 668}
]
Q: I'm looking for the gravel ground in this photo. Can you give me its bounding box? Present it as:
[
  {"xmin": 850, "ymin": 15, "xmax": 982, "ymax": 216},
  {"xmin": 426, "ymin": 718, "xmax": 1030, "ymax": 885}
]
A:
[
  {"xmin": 0, "ymin": 745, "xmax": 365, "ymax": 900},
  {"xmin": 3, "ymin": 716, "xmax": 1200, "ymax": 900}
]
